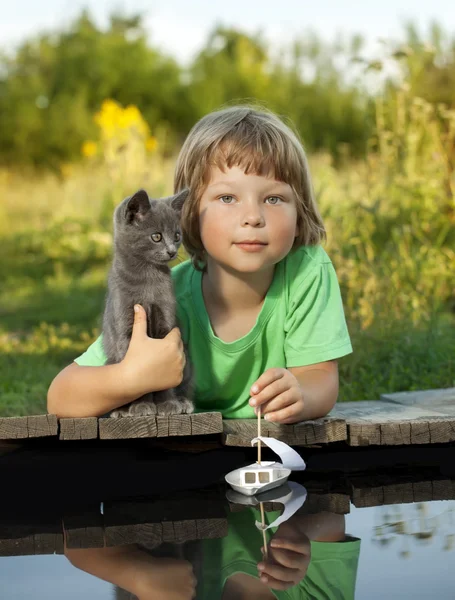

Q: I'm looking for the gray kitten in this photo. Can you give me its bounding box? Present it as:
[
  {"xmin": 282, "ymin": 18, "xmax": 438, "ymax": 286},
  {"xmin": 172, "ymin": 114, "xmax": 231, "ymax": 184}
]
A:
[{"xmin": 102, "ymin": 188, "xmax": 194, "ymax": 418}]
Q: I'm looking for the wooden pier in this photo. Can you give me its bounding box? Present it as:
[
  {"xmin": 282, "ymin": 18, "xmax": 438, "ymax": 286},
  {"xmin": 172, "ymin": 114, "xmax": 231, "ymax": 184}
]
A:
[{"xmin": 0, "ymin": 387, "xmax": 454, "ymax": 447}]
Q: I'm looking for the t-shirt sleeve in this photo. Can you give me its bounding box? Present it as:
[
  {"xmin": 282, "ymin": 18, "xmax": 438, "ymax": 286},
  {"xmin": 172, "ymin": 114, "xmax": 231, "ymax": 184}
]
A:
[
  {"xmin": 74, "ymin": 334, "xmax": 107, "ymax": 366},
  {"xmin": 284, "ymin": 261, "xmax": 352, "ymax": 367},
  {"xmin": 300, "ymin": 536, "xmax": 361, "ymax": 599}
]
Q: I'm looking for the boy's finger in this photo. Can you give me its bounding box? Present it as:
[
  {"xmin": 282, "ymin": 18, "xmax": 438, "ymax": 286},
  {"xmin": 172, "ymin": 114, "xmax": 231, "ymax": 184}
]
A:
[
  {"xmin": 166, "ymin": 327, "xmax": 181, "ymax": 340},
  {"xmin": 259, "ymin": 562, "xmax": 299, "ymax": 584},
  {"xmin": 250, "ymin": 368, "xmax": 286, "ymax": 396},
  {"xmin": 131, "ymin": 304, "xmax": 147, "ymax": 338},
  {"xmin": 256, "ymin": 391, "xmax": 294, "ymax": 415},
  {"xmin": 270, "ymin": 538, "xmax": 309, "ymax": 555},
  {"xmin": 259, "ymin": 574, "xmax": 297, "ymax": 591},
  {"xmin": 263, "ymin": 404, "xmax": 300, "ymax": 424},
  {"xmin": 250, "ymin": 379, "xmax": 289, "ymax": 408},
  {"xmin": 268, "ymin": 547, "xmax": 306, "ymax": 569}
]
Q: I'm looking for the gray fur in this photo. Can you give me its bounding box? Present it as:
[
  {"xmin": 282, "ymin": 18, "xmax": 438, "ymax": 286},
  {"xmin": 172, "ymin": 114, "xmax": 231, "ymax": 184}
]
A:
[{"xmin": 102, "ymin": 188, "xmax": 194, "ymax": 418}]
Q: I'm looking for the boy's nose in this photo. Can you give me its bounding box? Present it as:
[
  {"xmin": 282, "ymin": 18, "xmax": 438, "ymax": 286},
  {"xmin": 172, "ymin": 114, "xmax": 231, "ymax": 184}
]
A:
[{"xmin": 243, "ymin": 213, "xmax": 265, "ymax": 226}]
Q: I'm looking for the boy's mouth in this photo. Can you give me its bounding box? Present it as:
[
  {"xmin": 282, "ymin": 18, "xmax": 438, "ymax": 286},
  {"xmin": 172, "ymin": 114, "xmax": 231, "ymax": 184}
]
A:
[{"xmin": 235, "ymin": 240, "xmax": 268, "ymax": 251}]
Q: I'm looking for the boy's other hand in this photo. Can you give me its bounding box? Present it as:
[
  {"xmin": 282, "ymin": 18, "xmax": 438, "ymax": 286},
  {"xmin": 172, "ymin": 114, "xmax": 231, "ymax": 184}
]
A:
[
  {"xmin": 249, "ymin": 368, "xmax": 304, "ymax": 424},
  {"xmin": 120, "ymin": 304, "xmax": 186, "ymax": 398},
  {"xmin": 257, "ymin": 534, "xmax": 311, "ymax": 591}
]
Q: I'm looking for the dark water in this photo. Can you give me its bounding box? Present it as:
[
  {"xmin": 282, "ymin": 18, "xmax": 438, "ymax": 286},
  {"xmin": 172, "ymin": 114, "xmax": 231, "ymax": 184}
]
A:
[{"xmin": 1, "ymin": 441, "xmax": 454, "ymax": 599}]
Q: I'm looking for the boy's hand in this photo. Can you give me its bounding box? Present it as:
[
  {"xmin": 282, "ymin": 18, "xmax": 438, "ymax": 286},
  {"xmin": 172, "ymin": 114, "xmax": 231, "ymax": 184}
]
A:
[
  {"xmin": 120, "ymin": 304, "xmax": 186, "ymax": 399},
  {"xmin": 257, "ymin": 534, "xmax": 311, "ymax": 590},
  {"xmin": 249, "ymin": 368, "xmax": 304, "ymax": 424}
]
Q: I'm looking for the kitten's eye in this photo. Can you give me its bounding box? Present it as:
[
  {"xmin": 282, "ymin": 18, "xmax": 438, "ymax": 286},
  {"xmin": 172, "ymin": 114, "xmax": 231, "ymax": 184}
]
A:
[
  {"xmin": 175, "ymin": 232, "xmax": 181, "ymax": 242},
  {"xmin": 266, "ymin": 196, "xmax": 282, "ymax": 205},
  {"xmin": 219, "ymin": 195, "xmax": 235, "ymax": 204},
  {"xmin": 151, "ymin": 233, "xmax": 162, "ymax": 242}
]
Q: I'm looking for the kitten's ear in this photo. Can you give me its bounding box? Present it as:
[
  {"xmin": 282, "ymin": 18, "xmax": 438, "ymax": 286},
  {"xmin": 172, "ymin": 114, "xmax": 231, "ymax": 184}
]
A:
[
  {"xmin": 125, "ymin": 189, "xmax": 150, "ymax": 224},
  {"xmin": 170, "ymin": 188, "xmax": 190, "ymax": 214}
]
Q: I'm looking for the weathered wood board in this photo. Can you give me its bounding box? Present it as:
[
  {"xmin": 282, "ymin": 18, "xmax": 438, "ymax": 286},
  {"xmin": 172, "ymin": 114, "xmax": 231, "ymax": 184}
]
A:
[
  {"xmin": 0, "ymin": 415, "xmax": 58, "ymax": 440},
  {"xmin": 381, "ymin": 388, "xmax": 455, "ymax": 416},
  {"xmin": 222, "ymin": 417, "xmax": 347, "ymax": 447},
  {"xmin": 59, "ymin": 417, "xmax": 98, "ymax": 440},
  {"xmin": 0, "ymin": 518, "xmax": 64, "ymax": 557},
  {"xmin": 330, "ymin": 400, "xmax": 455, "ymax": 446},
  {"xmin": 0, "ymin": 412, "xmax": 223, "ymax": 441},
  {"xmin": 98, "ymin": 412, "xmax": 223, "ymax": 439},
  {"xmin": 349, "ymin": 475, "xmax": 455, "ymax": 508}
]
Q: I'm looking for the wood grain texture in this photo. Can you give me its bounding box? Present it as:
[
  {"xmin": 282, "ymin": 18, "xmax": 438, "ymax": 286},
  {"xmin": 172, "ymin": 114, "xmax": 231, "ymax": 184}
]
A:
[
  {"xmin": 98, "ymin": 412, "xmax": 223, "ymax": 439},
  {"xmin": 63, "ymin": 506, "xmax": 105, "ymax": 549},
  {"xmin": 0, "ymin": 414, "xmax": 58, "ymax": 440},
  {"xmin": 222, "ymin": 417, "xmax": 347, "ymax": 446},
  {"xmin": 330, "ymin": 400, "xmax": 455, "ymax": 446},
  {"xmin": 0, "ymin": 522, "xmax": 63, "ymax": 556},
  {"xmin": 59, "ymin": 417, "xmax": 98, "ymax": 440},
  {"xmin": 350, "ymin": 476, "xmax": 455, "ymax": 508},
  {"xmin": 381, "ymin": 388, "xmax": 455, "ymax": 416}
]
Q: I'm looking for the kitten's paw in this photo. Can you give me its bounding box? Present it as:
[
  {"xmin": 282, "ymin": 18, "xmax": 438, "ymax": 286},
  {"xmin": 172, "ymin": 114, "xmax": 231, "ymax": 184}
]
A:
[
  {"xmin": 109, "ymin": 407, "xmax": 130, "ymax": 418},
  {"xmin": 128, "ymin": 401, "xmax": 157, "ymax": 417},
  {"xmin": 177, "ymin": 397, "xmax": 195, "ymax": 414},
  {"xmin": 155, "ymin": 397, "xmax": 194, "ymax": 416}
]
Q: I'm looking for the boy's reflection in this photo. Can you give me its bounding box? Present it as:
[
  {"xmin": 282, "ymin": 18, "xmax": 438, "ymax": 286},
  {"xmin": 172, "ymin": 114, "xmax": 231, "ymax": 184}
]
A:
[{"xmin": 65, "ymin": 502, "xmax": 360, "ymax": 599}]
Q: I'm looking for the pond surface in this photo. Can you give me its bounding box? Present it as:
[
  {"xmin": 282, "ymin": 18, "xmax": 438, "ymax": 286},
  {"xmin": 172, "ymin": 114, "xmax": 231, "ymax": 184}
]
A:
[{"xmin": 1, "ymin": 441, "xmax": 454, "ymax": 599}]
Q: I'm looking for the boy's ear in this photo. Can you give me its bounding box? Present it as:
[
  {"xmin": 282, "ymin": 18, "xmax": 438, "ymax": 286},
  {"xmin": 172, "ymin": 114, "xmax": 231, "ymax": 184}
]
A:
[
  {"xmin": 125, "ymin": 189, "xmax": 150, "ymax": 224},
  {"xmin": 170, "ymin": 188, "xmax": 190, "ymax": 213}
]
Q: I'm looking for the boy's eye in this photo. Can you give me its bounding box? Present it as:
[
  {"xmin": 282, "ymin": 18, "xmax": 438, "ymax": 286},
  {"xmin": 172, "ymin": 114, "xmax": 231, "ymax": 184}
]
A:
[
  {"xmin": 151, "ymin": 233, "xmax": 162, "ymax": 242},
  {"xmin": 219, "ymin": 195, "xmax": 235, "ymax": 204},
  {"xmin": 175, "ymin": 232, "xmax": 181, "ymax": 242},
  {"xmin": 266, "ymin": 196, "xmax": 282, "ymax": 204}
]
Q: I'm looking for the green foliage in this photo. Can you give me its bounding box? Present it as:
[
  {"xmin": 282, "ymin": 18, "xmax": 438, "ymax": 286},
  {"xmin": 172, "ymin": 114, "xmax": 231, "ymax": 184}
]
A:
[{"xmin": 0, "ymin": 11, "xmax": 184, "ymax": 167}]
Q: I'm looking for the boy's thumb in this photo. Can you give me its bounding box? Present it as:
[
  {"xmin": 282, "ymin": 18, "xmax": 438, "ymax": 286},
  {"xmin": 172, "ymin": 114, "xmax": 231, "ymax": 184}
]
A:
[{"xmin": 131, "ymin": 304, "xmax": 147, "ymax": 338}]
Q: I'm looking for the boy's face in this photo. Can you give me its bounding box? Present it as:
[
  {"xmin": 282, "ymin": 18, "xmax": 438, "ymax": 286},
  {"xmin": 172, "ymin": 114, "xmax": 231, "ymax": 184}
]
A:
[{"xmin": 198, "ymin": 165, "xmax": 299, "ymax": 274}]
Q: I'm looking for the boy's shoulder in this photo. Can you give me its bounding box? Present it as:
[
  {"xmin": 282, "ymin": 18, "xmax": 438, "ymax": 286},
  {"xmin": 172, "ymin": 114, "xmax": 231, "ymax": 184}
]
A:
[{"xmin": 283, "ymin": 244, "xmax": 332, "ymax": 286}]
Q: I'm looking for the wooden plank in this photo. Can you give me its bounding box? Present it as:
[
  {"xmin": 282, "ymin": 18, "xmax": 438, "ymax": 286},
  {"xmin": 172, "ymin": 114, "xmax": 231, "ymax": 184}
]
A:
[
  {"xmin": 59, "ymin": 418, "xmax": 98, "ymax": 440},
  {"xmin": 0, "ymin": 522, "xmax": 63, "ymax": 556},
  {"xmin": 195, "ymin": 518, "xmax": 228, "ymax": 539},
  {"xmin": 222, "ymin": 417, "xmax": 346, "ymax": 447},
  {"xmin": 99, "ymin": 416, "xmax": 158, "ymax": 439},
  {"xmin": 98, "ymin": 413, "xmax": 223, "ymax": 440},
  {"xmin": 168, "ymin": 415, "xmax": 192, "ymax": 437},
  {"xmin": 330, "ymin": 400, "xmax": 455, "ymax": 446},
  {"xmin": 0, "ymin": 415, "xmax": 58, "ymax": 440},
  {"xmin": 191, "ymin": 412, "xmax": 223, "ymax": 435},
  {"xmin": 105, "ymin": 522, "xmax": 162, "ymax": 548},
  {"xmin": 381, "ymin": 388, "xmax": 455, "ymax": 416},
  {"xmin": 63, "ymin": 506, "xmax": 104, "ymax": 549},
  {"xmin": 349, "ymin": 475, "xmax": 455, "ymax": 508}
]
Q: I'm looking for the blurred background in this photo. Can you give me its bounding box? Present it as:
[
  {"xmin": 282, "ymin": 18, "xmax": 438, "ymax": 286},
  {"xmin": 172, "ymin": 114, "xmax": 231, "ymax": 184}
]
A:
[{"xmin": 0, "ymin": 0, "xmax": 454, "ymax": 416}]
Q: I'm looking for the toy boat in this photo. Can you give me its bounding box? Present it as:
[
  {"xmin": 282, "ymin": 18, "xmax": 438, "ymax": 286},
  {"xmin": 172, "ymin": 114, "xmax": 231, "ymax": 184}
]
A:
[
  {"xmin": 226, "ymin": 481, "xmax": 308, "ymax": 530},
  {"xmin": 225, "ymin": 435, "xmax": 306, "ymax": 497}
]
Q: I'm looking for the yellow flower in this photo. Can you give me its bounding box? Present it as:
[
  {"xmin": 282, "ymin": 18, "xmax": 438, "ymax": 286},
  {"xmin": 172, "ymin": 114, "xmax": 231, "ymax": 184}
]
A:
[
  {"xmin": 82, "ymin": 140, "xmax": 98, "ymax": 158},
  {"xmin": 146, "ymin": 136, "xmax": 158, "ymax": 152}
]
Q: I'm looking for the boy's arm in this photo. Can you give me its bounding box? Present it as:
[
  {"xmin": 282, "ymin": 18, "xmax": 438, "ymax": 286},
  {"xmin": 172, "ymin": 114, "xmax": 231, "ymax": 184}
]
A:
[
  {"xmin": 47, "ymin": 304, "xmax": 186, "ymax": 418},
  {"xmin": 47, "ymin": 362, "xmax": 138, "ymax": 418},
  {"xmin": 288, "ymin": 360, "xmax": 339, "ymax": 420}
]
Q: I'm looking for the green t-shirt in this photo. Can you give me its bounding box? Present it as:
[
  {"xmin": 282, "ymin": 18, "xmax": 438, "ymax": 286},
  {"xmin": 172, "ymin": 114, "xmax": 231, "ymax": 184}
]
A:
[
  {"xmin": 198, "ymin": 507, "xmax": 361, "ymax": 600},
  {"xmin": 74, "ymin": 245, "xmax": 352, "ymax": 419}
]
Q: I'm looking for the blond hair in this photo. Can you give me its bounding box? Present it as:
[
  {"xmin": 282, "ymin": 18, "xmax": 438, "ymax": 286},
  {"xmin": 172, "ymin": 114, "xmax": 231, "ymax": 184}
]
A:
[{"xmin": 174, "ymin": 104, "xmax": 326, "ymax": 270}]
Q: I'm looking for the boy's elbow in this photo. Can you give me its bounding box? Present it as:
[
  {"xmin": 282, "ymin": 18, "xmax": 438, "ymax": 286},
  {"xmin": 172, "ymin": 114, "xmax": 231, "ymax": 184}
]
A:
[
  {"xmin": 47, "ymin": 376, "xmax": 62, "ymax": 417},
  {"xmin": 47, "ymin": 363, "xmax": 77, "ymax": 418}
]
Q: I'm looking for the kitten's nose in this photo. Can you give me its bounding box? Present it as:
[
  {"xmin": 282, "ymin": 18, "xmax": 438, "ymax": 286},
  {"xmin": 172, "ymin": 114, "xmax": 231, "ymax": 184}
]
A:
[{"xmin": 167, "ymin": 249, "xmax": 177, "ymax": 259}]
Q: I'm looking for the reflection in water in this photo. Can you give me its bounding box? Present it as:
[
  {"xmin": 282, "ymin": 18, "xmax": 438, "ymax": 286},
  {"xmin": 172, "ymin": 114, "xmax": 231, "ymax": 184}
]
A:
[
  {"xmin": 372, "ymin": 501, "xmax": 455, "ymax": 558},
  {"xmin": 64, "ymin": 485, "xmax": 360, "ymax": 599}
]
